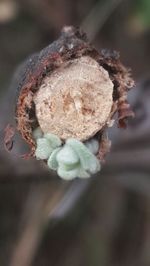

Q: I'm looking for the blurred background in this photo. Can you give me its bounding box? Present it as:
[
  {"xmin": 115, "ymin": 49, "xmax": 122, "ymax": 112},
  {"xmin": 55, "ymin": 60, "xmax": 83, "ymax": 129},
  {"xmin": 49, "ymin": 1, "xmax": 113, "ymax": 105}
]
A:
[{"xmin": 0, "ymin": 0, "xmax": 150, "ymax": 266}]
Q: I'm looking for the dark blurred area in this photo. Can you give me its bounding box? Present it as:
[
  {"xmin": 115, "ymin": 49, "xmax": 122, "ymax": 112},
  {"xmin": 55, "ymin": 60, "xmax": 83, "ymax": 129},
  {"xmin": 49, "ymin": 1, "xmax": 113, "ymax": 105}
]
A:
[{"xmin": 0, "ymin": 0, "xmax": 150, "ymax": 266}]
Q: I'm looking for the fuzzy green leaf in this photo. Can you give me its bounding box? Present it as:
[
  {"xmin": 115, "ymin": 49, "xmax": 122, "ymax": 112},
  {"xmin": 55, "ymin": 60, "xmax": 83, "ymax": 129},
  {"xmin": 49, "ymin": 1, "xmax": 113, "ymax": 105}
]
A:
[
  {"xmin": 33, "ymin": 127, "xmax": 43, "ymax": 140},
  {"xmin": 67, "ymin": 138, "xmax": 101, "ymax": 174},
  {"xmin": 85, "ymin": 139, "xmax": 99, "ymax": 155},
  {"xmin": 56, "ymin": 144, "xmax": 79, "ymax": 165},
  {"xmin": 44, "ymin": 133, "xmax": 62, "ymax": 148},
  {"xmin": 35, "ymin": 138, "xmax": 53, "ymax": 160},
  {"xmin": 57, "ymin": 165, "xmax": 80, "ymax": 180},
  {"xmin": 47, "ymin": 147, "xmax": 61, "ymax": 170},
  {"xmin": 78, "ymin": 168, "xmax": 90, "ymax": 178}
]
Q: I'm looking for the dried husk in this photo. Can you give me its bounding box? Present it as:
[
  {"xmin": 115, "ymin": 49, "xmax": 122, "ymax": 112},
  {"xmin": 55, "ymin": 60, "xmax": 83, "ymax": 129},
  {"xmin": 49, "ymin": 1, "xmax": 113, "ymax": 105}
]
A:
[{"xmin": 10, "ymin": 26, "xmax": 134, "ymax": 158}]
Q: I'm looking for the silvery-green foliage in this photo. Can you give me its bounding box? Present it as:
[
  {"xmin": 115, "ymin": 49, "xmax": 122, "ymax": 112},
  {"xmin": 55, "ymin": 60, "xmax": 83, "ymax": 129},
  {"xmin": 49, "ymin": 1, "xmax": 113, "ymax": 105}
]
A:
[
  {"xmin": 35, "ymin": 133, "xmax": 62, "ymax": 160},
  {"xmin": 35, "ymin": 129, "xmax": 101, "ymax": 180},
  {"xmin": 33, "ymin": 127, "xmax": 43, "ymax": 140},
  {"xmin": 44, "ymin": 133, "xmax": 62, "ymax": 148},
  {"xmin": 35, "ymin": 138, "xmax": 53, "ymax": 160},
  {"xmin": 66, "ymin": 139, "xmax": 100, "ymax": 175},
  {"xmin": 47, "ymin": 147, "xmax": 61, "ymax": 170},
  {"xmin": 57, "ymin": 166, "xmax": 79, "ymax": 180},
  {"xmin": 85, "ymin": 139, "xmax": 99, "ymax": 155},
  {"xmin": 56, "ymin": 145, "xmax": 79, "ymax": 166}
]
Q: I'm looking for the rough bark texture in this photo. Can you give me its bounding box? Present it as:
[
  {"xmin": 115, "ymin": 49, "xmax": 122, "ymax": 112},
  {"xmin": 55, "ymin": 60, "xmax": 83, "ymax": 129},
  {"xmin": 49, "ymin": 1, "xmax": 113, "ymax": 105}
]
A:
[
  {"xmin": 6, "ymin": 26, "xmax": 134, "ymax": 158},
  {"xmin": 1, "ymin": 2, "xmax": 150, "ymax": 266}
]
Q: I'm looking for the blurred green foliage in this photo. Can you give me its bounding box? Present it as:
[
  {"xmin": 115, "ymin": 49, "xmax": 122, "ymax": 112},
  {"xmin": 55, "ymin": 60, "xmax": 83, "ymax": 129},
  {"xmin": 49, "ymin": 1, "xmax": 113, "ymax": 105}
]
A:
[{"xmin": 134, "ymin": 0, "xmax": 150, "ymax": 29}]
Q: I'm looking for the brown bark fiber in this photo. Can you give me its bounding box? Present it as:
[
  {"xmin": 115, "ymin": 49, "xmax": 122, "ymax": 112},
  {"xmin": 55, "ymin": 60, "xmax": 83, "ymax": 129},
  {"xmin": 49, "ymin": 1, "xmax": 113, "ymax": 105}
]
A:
[{"xmin": 6, "ymin": 26, "xmax": 134, "ymax": 158}]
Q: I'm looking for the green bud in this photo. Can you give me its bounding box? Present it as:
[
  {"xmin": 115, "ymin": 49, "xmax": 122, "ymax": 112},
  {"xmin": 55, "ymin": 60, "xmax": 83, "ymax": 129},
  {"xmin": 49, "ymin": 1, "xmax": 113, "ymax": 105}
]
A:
[
  {"xmin": 66, "ymin": 138, "xmax": 101, "ymax": 174},
  {"xmin": 44, "ymin": 133, "xmax": 62, "ymax": 148},
  {"xmin": 56, "ymin": 145, "xmax": 79, "ymax": 165},
  {"xmin": 35, "ymin": 138, "xmax": 53, "ymax": 160},
  {"xmin": 85, "ymin": 139, "xmax": 99, "ymax": 155},
  {"xmin": 47, "ymin": 147, "xmax": 61, "ymax": 170},
  {"xmin": 33, "ymin": 127, "xmax": 43, "ymax": 140},
  {"xmin": 57, "ymin": 165, "xmax": 80, "ymax": 180}
]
